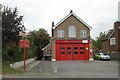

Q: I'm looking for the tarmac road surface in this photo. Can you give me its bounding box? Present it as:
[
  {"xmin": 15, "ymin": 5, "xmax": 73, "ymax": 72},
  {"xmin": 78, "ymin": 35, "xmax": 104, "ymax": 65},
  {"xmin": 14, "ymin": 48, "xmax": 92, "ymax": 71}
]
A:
[{"xmin": 3, "ymin": 60, "xmax": 118, "ymax": 78}]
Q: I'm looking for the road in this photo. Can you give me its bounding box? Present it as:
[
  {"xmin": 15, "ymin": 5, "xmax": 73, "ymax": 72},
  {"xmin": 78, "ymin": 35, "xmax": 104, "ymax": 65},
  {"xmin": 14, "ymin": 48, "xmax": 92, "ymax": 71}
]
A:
[{"xmin": 3, "ymin": 60, "xmax": 118, "ymax": 78}]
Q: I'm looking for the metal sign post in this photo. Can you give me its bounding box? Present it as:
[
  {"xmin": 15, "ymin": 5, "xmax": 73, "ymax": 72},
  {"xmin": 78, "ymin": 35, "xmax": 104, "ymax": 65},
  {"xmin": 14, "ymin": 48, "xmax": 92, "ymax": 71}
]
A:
[
  {"xmin": 23, "ymin": 36, "xmax": 26, "ymax": 72},
  {"xmin": 19, "ymin": 31, "xmax": 30, "ymax": 72},
  {"xmin": 24, "ymin": 47, "xmax": 26, "ymax": 72}
]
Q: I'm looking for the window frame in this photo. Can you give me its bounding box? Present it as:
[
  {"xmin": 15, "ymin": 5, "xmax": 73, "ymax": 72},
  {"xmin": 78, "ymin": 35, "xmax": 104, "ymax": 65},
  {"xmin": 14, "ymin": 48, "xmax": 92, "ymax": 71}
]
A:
[
  {"xmin": 80, "ymin": 52, "xmax": 84, "ymax": 54},
  {"xmin": 68, "ymin": 26, "xmax": 76, "ymax": 37},
  {"xmin": 57, "ymin": 29, "xmax": 64, "ymax": 38},
  {"xmin": 110, "ymin": 37, "xmax": 116, "ymax": 45},
  {"xmin": 74, "ymin": 52, "xmax": 78, "ymax": 54},
  {"xmin": 67, "ymin": 47, "xmax": 71, "ymax": 50},
  {"xmin": 61, "ymin": 52, "xmax": 65, "ymax": 54},
  {"xmin": 80, "ymin": 30, "xmax": 87, "ymax": 38},
  {"xmin": 61, "ymin": 47, "xmax": 65, "ymax": 50}
]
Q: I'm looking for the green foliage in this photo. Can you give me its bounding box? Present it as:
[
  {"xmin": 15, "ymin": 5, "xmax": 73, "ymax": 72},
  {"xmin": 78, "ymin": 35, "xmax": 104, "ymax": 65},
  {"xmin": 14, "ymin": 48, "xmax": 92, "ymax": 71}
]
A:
[
  {"xmin": 2, "ymin": 47, "xmax": 22, "ymax": 64},
  {"xmin": 25, "ymin": 34, "xmax": 37, "ymax": 59},
  {"xmin": 2, "ymin": 6, "xmax": 25, "ymax": 48},
  {"xmin": 2, "ymin": 6, "xmax": 51, "ymax": 65},
  {"xmin": 26, "ymin": 47, "xmax": 36, "ymax": 59},
  {"xmin": 93, "ymin": 32, "xmax": 105, "ymax": 52},
  {"xmin": 2, "ymin": 6, "xmax": 25, "ymax": 64},
  {"xmin": 29, "ymin": 28, "xmax": 51, "ymax": 60},
  {"xmin": 2, "ymin": 65, "xmax": 23, "ymax": 75}
]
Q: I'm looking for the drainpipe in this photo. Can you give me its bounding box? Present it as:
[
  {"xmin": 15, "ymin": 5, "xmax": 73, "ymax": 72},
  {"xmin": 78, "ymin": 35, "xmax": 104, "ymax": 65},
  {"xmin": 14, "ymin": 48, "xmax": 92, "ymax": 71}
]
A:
[{"xmin": 52, "ymin": 22, "xmax": 54, "ymax": 37}]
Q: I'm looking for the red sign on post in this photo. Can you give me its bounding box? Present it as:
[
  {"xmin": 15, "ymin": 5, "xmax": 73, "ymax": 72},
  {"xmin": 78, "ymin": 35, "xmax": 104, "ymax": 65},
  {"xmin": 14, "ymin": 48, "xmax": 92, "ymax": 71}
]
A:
[
  {"xmin": 19, "ymin": 40, "xmax": 30, "ymax": 48},
  {"xmin": 19, "ymin": 39, "xmax": 30, "ymax": 72}
]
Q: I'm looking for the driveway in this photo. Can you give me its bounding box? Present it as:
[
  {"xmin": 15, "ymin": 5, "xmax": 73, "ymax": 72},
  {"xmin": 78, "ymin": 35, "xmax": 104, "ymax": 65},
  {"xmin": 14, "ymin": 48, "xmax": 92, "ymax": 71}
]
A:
[{"xmin": 3, "ymin": 60, "xmax": 118, "ymax": 78}]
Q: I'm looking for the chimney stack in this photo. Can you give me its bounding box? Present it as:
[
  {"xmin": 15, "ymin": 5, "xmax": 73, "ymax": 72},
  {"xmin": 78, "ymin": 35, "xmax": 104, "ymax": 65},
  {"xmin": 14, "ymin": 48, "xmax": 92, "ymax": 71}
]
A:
[
  {"xmin": 114, "ymin": 22, "xmax": 120, "ymax": 26},
  {"xmin": 114, "ymin": 21, "xmax": 120, "ymax": 29},
  {"xmin": 52, "ymin": 22, "xmax": 54, "ymax": 37},
  {"xmin": 52, "ymin": 22, "xmax": 54, "ymax": 27}
]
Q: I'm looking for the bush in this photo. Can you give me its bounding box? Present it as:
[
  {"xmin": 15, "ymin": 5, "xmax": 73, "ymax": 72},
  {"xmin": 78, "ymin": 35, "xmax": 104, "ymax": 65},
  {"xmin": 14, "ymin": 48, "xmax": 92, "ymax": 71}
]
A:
[
  {"xmin": 2, "ymin": 47, "xmax": 21, "ymax": 64},
  {"xmin": 26, "ymin": 48, "xmax": 35, "ymax": 59},
  {"xmin": 2, "ymin": 44, "xmax": 37, "ymax": 65}
]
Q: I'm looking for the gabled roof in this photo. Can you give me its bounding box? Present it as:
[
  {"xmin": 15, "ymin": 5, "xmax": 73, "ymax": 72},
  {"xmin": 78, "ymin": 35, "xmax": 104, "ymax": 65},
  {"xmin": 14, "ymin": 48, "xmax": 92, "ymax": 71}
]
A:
[
  {"xmin": 102, "ymin": 30, "xmax": 115, "ymax": 41},
  {"xmin": 108, "ymin": 30, "xmax": 115, "ymax": 39},
  {"xmin": 53, "ymin": 11, "xmax": 92, "ymax": 30},
  {"xmin": 42, "ymin": 43, "xmax": 51, "ymax": 50}
]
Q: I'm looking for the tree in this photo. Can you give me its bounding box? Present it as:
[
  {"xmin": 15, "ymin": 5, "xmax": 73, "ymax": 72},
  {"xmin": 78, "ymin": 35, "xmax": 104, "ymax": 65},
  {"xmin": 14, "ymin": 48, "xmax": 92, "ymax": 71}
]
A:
[
  {"xmin": 2, "ymin": 6, "xmax": 25, "ymax": 63},
  {"xmin": 93, "ymin": 32, "xmax": 105, "ymax": 52},
  {"xmin": 29, "ymin": 28, "xmax": 51, "ymax": 60},
  {"xmin": 2, "ymin": 6, "xmax": 25, "ymax": 48}
]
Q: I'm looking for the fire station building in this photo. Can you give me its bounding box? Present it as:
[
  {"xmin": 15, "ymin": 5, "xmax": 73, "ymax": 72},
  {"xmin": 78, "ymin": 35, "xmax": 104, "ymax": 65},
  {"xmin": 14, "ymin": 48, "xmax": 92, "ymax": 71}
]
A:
[{"xmin": 42, "ymin": 10, "xmax": 92, "ymax": 61}]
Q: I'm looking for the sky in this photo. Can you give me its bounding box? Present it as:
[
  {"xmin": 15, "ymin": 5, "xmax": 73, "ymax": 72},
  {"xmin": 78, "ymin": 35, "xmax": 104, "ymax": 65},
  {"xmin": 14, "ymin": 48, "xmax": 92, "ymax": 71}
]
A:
[{"xmin": 1, "ymin": 0, "xmax": 120, "ymax": 39}]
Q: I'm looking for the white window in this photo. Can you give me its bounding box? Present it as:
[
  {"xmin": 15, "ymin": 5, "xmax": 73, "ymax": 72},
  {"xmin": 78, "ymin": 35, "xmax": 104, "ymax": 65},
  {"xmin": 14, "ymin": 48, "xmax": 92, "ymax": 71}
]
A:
[
  {"xmin": 68, "ymin": 26, "xmax": 76, "ymax": 37},
  {"xmin": 110, "ymin": 37, "xmax": 116, "ymax": 45},
  {"xmin": 80, "ymin": 30, "xmax": 87, "ymax": 38},
  {"xmin": 57, "ymin": 29, "xmax": 64, "ymax": 38}
]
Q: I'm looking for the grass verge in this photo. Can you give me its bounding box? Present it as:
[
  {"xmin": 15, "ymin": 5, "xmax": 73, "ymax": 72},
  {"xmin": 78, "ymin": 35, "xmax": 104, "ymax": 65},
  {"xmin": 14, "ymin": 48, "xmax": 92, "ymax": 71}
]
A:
[{"xmin": 2, "ymin": 65, "xmax": 23, "ymax": 75}]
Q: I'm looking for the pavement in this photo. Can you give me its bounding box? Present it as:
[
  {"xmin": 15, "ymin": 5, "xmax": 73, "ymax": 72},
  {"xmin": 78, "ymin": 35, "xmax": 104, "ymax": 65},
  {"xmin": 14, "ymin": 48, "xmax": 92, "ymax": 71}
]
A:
[
  {"xmin": 26, "ymin": 60, "xmax": 41, "ymax": 72},
  {"xmin": 10, "ymin": 58, "xmax": 36, "ymax": 69},
  {"xmin": 19, "ymin": 60, "xmax": 41, "ymax": 72}
]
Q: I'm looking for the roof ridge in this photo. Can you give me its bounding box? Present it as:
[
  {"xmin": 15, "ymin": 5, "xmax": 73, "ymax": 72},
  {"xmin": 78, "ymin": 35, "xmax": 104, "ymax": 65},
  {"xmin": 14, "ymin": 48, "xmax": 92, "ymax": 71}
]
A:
[
  {"xmin": 53, "ymin": 11, "xmax": 92, "ymax": 30},
  {"xmin": 102, "ymin": 29, "xmax": 115, "ymax": 40}
]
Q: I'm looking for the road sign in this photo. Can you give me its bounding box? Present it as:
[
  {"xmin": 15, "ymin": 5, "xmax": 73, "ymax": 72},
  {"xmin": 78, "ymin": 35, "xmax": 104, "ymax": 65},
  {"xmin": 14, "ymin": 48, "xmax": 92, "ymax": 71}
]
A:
[
  {"xmin": 19, "ymin": 39, "xmax": 30, "ymax": 72},
  {"xmin": 19, "ymin": 40, "xmax": 30, "ymax": 48}
]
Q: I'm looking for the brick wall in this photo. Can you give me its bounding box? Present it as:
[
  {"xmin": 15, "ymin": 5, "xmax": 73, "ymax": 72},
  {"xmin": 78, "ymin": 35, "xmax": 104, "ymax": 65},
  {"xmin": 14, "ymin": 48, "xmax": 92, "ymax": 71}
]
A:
[{"xmin": 53, "ymin": 15, "xmax": 90, "ymax": 39}]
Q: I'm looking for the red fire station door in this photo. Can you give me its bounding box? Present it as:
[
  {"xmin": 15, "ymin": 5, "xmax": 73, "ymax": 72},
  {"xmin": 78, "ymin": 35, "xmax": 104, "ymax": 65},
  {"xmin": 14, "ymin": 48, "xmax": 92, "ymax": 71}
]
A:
[
  {"xmin": 72, "ymin": 44, "xmax": 79, "ymax": 60},
  {"xmin": 59, "ymin": 44, "xmax": 87, "ymax": 60},
  {"xmin": 59, "ymin": 44, "xmax": 66, "ymax": 60},
  {"xmin": 66, "ymin": 44, "xmax": 72, "ymax": 60},
  {"xmin": 56, "ymin": 40, "xmax": 89, "ymax": 61},
  {"xmin": 79, "ymin": 44, "xmax": 85, "ymax": 60}
]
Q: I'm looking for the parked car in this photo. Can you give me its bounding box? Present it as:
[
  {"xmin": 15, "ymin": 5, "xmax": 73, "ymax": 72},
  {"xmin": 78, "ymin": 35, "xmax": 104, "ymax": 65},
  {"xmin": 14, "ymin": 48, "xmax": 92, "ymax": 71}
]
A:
[{"xmin": 93, "ymin": 53, "xmax": 110, "ymax": 60}]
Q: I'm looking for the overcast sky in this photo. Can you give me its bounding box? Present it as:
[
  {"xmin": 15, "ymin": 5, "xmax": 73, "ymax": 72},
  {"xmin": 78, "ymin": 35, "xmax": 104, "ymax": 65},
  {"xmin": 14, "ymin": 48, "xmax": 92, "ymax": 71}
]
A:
[{"xmin": 1, "ymin": 0, "xmax": 120, "ymax": 39}]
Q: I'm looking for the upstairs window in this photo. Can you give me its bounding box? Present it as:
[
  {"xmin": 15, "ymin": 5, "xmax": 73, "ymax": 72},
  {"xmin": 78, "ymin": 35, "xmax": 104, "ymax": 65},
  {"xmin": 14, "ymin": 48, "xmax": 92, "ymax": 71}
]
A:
[
  {"xmin": 68, "ymin": 26, "xmax": 76, "ymax": 37},
  {"xmin": 58, "ymin": 29, "xmax": 64, "ymax": 38},
  {"xmin": 80, "ymin": 30, "xmax": 87, "ymax": 38},
  {"xmin": 110, "ymin": 37, "xmax": 116, "ymax": 45}
]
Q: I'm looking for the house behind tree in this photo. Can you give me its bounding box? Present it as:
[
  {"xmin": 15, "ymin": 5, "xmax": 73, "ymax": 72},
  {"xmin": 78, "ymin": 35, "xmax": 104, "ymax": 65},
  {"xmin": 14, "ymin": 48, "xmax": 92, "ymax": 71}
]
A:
[{"xmin": 102, "ymin": 21, "xmax": 120, "ymax": 54}]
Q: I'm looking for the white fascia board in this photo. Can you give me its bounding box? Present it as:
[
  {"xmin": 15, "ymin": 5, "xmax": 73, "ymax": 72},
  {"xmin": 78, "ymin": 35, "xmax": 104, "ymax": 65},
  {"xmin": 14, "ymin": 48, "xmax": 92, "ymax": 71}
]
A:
[
  {"xmin": 53, "ymin": 12, "xmax": 92, "ymax": 30},
  {"xmin": 108, "ymin": 30, "xmax": 115, "ymax": 39},
  {"xmin": 42, "ymin": 43, "xmax": 51, "ymax": 50}
]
